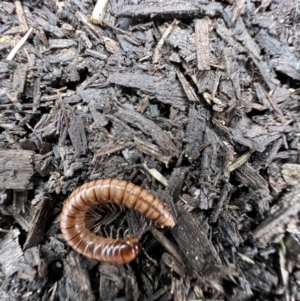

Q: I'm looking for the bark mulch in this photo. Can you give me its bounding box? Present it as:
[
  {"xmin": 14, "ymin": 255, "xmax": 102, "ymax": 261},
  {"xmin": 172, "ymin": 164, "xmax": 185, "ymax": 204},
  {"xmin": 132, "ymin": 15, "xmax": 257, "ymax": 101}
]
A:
[{"xmin": 0, "ymin": 0, "xmax": 300, "ymax": 300}]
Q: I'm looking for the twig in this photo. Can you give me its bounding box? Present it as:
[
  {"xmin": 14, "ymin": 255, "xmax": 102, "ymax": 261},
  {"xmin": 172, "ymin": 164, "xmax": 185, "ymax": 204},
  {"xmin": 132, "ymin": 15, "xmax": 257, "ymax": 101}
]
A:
[
  {"xmin": 102, "ymin": 21, "xmax": 144, "ymax": 44},
  {"xmin": 6, "ymin": 27, "xmax": 33, "ymax": 61},
  {"xmin": 153, "ymin": 19, "xmax": 180, "ymax": 65},
  {"xmin": 265, "ymin": 91, "xmax": 287, "ymax": 123}
]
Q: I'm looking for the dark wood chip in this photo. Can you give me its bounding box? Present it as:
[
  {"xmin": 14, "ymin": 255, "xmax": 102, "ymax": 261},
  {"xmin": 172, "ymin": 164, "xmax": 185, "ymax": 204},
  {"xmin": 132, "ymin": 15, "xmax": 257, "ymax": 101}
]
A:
[
  {"xmin": 64, "ymin": 252, "xmax": 95, "ymax": 301},
  {"xmin": 253, "ymin": 187, "xmax": 300, "ymax": 244},
  {"xmin": 68, "ymin": 116, "xmax": 87, "ymax": 155},
  {"xmin": 108, "ymin": 72, "xmax": 187, "ymax": 111},
  {"xmin": 0, "ymin": 149, "xmax": 34, "ymax": 189},
  {"xmin": 171, "ymin": 209, "xmax": 222, "ymax": 275},
  {"xmin": 115, "ymin": 1, "xmax": 223, "ymax": 18},
  {"xmin": 23, "ymin": 196, "xmax": 52, "ymax": 250},
  {"xmin": 114, "ymin": 107, "xmax": 178, "ymax": 157},
  {"xmin": 234, "ymin": 163, "xmax": 269, "ymax": 192},
  {"xmin": 134, "ymin": 136, "xmax": 172, "ymax": 166}
]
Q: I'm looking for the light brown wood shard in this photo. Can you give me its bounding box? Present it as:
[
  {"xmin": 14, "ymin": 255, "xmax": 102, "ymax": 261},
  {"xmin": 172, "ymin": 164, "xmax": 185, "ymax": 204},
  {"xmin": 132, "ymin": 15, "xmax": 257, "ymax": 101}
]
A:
[{"xmin": 195, "ymin": 18, "xmax": 210, "ymax": 71}]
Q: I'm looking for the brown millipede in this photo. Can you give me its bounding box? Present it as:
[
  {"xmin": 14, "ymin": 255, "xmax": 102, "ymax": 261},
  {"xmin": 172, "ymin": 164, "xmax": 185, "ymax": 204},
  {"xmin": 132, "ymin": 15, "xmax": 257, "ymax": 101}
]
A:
[{"xmin": 60, "ymin": 178, "xmax": 175, "ymax": 264}]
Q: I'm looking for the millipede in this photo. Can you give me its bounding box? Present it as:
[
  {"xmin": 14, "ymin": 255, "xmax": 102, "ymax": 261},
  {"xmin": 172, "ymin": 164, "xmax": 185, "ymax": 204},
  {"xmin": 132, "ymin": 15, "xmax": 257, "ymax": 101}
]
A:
[{"xmin": 60, "ymin": 178, "xmax": 175, "ymax": 265}]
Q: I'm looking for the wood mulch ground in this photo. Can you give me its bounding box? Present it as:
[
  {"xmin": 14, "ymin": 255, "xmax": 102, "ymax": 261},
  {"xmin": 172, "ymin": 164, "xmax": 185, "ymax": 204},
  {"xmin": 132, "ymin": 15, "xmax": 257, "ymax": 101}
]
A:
[{"xmin": 0, "ymin": 0, "xmax": 300, "ymax": 300}]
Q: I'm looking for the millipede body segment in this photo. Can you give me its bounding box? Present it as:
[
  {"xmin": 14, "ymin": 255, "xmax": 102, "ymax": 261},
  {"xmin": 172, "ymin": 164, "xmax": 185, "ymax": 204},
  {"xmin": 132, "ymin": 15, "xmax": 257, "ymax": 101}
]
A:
[{"xmin": 60, "ymin": 178, "xmax": 175, "ymax": 264}]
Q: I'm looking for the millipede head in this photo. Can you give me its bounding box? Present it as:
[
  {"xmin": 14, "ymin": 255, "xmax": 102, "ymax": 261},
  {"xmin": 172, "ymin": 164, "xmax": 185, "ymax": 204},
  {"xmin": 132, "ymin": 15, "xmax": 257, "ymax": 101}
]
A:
[
  {"xmin": 126, "ymin": 237, "xmax": 141, "ymax": 255},
  {"xmin": 121, "ymin": 237, "xmax": 141, "ymax": 263}
]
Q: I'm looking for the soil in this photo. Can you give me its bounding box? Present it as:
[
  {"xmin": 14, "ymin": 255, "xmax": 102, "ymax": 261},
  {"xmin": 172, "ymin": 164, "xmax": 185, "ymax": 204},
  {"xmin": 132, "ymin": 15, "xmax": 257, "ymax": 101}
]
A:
[{"xmin": 0, "ymin": 0, "xmax": 300, "ymax": 300}]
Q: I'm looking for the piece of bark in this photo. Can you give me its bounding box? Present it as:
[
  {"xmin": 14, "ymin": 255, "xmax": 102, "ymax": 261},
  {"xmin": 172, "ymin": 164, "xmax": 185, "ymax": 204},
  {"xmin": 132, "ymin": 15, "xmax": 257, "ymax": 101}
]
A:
[
  {"xmin": 85, "ymin": 48, "xmax": 108, "ymax": 60},
  {"xmin": 0, "ymin": 229, "xmax": 24, "ymax": 277},
  {"xmin": 75, "ymin": 10, "xmax": 105, "ymax": 43},
  {"xmin": 34, "ymin": 152, "xmax": 53, "ymax": 177},
  {"xmin": 166, "ymin": 167, "xmax": 188, "ymax": 203},
  {"xmin": 173, "ymin": 277, "xmax": 191, "ymax": 301},
  {"xmin": 229, "ymin": 114, "xmax": 281, "ymax": 152},
  {"xmin": 184, "ymin": 107, "xmax": 206, "ymax": 161},
  {"xmin": 216, "ymin": 212, "xmax": 241, "ymax": 247},
  {"xmin": 41, "ymin": 237, "xmax": 67, "ymax": 264},
  {"xmin": 272, "ymin": 53, "xmax": 300, "ymax": 81},
  {"xmin": 255, "ymin": 29, "xmax": 300, "ymax": 80},
  {"xmin": 15, "ymin": 1, "xmax": 28, "ymax": 32},
  {"xmin": 171, "ymin": 209, "xmax": 222, "ymax": 275},
  {"xmin": 209, "ymin": 183, "xmax": 232, "ymax": 223},
  {"xmin": 23, "ymin": 195, "xmax": 52, "ymax": 250},
  {"xmin": 136, "ymin": 95, "xmax": 149, "ymax": 114},
  {"xmin": 181, "ymin": 194, "xmax": 199, "ymax": 208},
  {"xmin": 238, "ymin": 259, "xmax": 278, "ymax": 295},
  {"xmin": 195, "ymin": 18, "xmax": 210, "ymax": 70},
  {"xmin": 144, "ymin": 286, "xmax": 169, "ymax": 301},
  {"xmin": 0, "ymin": 228, "xmax": 36, "ymax": 282},
  {"xmin": 0, "ymin": 149, "xmax": 34, "ymax": 189},
  {"xmin": 40, "ymin": 4, "xmax": 59, "ymax": 25},
  {"xmin": 223, "ymin": 47, "xmax": 241, "ymax": 99},
  {"xmin": 234, "ymin": 163, "xmax": 269, "ymax": 192},
  {"xmin": 64, "ymin": 252, "xmax": 95, "ymax": 301},
  {"xmin": 48, "ymin": 39, "xmax": 77, "ymax": 49},
  {"xmin": 285, "ymin": 234, "xmax": 300, "ymax": 265},
  {"xmin": 48, "ymin": 49, "xmax": 77, "ymax": 63},
  {"xmin": 268, "ymin": 125, "xmax": 293, "ymax": 133},
  {"xmin": 267, "ymin": 163, "xmax": 287, "ymax": 196},
  {"xmin": 231, "ymin": 0, "xmax": 246, "ymax": 23},
  {"xmin": 176, "ymin": 69, "xmax": 199, "ymax": 102},
  {"xmin": 115, "ymin": 1, "xmax": 223, "ymax": 19},
  {"xmin": 151, "ymin": 227, "xmax": 185, "ymax": 266},
  {"xmin": 249, "ymin": 54, "xmax": 276, "ymax": 90},
  {"xmin": 10, "ymin": 191, "xmax": 32, "ymax": 227},
  {"xmin": 108, "ymin": 72, "xmax": 187, "ymax": 111},
  {"xmin": 215, "ymin": 19, "xmax": 246, "ymax": 53},
  {"xmin": 166, "ymin": 25, "xmax": 196, "ymax": 59},
  {"xmin": 197, "ymin": 70, "xmax": 216, "ymax": 94},
  {"xmin": 153, "ymin": 19, "xmax": 180, "ymax": 65},
  {"xmin": 95, "ymin": 141, "xmax": 132, "ymax": 158},
  {"xmin": 99, "ymin": 264, "xmax": 125, "ymax": 301},
  {"xmin": 67, "ymin": 60, "xmax": 81, "ymax": 82},
  {"xmin": 233, "ymin": 18, "xmax": 261, "ymax": 60},
  {"xmin": 114, "ymin": 107, "xmax": 178, "ymax": 157},
  {"xmin": 251, "ymin": 138, "xmax": 282, "ymax": 170},
  {"xmin": 255, "ymin": 29, "xmax": 284, "ymax": 56},
  {"xmin": 254, "ymin": 82, "xmax": 271, "ymax": 109},
  {"xmin": 134, "ymin": 136, "xmax": 172, "ymax": 166},
  {"xmin": 253, "ymin": 187, "xmax": 300, "ymax": 244},
  {"xmin": 274, "ymin": 150, "xmax": 299, "ymax": 160},
  {"xmin": 12, "ymin": 63, "xmax": 27, "ymax": 95},
  {"xmin": 161, "ymin": 253, "xmax": 187, "ymax": 276},
  {"xmin": 68, "ymin": 116, "xmax": 87, "ymax": 155}
]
